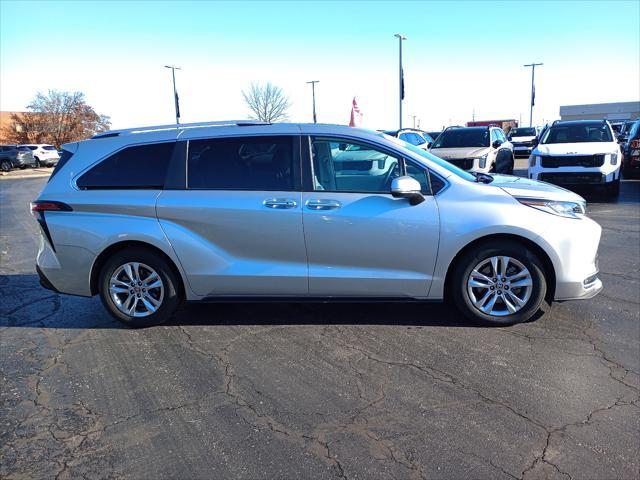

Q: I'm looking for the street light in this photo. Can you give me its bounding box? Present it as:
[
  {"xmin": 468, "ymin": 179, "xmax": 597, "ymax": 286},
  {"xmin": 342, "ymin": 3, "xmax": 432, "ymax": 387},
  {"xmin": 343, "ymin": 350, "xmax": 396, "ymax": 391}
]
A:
[
  {"xmin": 523, "ymin": 62, "xmax": 543, "ymax": 127},
  {"xmin": 306, "ymin": 80, "xmax": 319, "ymax": 123},
  {"xmin": 164, "ymin": 65, "xmax": 181, "ymax": 125},
  {"xmin": 394, "ymin": 34, "xmax": 406, "ymax": 129}
]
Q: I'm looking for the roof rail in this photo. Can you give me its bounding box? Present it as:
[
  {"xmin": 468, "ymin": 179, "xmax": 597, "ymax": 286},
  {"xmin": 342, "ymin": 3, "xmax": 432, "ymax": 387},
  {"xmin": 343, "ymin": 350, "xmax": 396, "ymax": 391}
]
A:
[{"xmin": 92, "ymin": 120, "xmax": 271, "ymax": 139}]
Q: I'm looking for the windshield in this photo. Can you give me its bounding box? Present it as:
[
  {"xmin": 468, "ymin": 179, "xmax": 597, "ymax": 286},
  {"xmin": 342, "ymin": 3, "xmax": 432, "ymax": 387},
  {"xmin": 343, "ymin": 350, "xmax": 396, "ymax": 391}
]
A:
[
  {"xmin": 432, "ymin": 128, "xmax": 489, "ymax": 148},
  {"xmin": 508, "ymin": 128, "xmax": 536, "ymax": 138},
  {"xmin": 380, "ymin": 133, "xmax": 477, "ymax": 182},
  {"xmin": 541, "ymin": 123, "xmax": 613, "ymax": 144},
  {"xmin": 17, "ymin": 146, "xmax": 31, "ymax": 151}
]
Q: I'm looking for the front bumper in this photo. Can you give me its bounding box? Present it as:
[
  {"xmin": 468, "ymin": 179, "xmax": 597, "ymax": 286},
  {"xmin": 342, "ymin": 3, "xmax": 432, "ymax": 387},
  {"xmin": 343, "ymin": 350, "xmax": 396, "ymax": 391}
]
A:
[{"xmin": 529, "ymin": 166, "xmax": 621, "ymax": 185}]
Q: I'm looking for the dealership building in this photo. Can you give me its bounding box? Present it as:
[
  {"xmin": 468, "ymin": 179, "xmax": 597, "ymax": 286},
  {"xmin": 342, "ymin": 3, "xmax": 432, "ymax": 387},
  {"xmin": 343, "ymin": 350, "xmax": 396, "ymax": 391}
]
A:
[{"xmin": 559, "ymin": 101, "xmax": 640, "ymax": 121}]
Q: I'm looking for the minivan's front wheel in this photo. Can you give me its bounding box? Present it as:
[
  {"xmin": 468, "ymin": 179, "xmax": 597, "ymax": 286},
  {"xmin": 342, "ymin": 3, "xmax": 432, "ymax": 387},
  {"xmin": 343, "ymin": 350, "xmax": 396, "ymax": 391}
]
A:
[
  {"xmin": 99, "ymin": 248, "xmax": 181, "ymax": 327},
  {"xmin": 450, "ymin": 241, "xmax": 547, "ymax": 326}
]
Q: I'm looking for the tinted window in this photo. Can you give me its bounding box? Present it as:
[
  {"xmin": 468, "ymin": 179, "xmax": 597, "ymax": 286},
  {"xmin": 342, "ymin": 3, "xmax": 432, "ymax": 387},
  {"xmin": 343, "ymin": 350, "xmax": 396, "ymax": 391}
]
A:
[
  {"xmin": 541, "ymin": 123, "xmax": 613, "ymax": 144},
  {"xmin": 77, "ymin": 142, "xmax": 174, "ymax": 189},
  {"xmin": 26, "ymin": 146, "xmax": 38, "ymax": 150},
  {"xmin": 49, "ymin": 149, "xmax": 74, "ymax": 182},
  {"xmin": 17, "ymin": 146, "xmax": 30, "ymax": 152},
  {"xmin": 509, "ymin": 128, "xmax": 536, "ymax": 137},
  {"xmin": 43, "ymin": 145, "xmax": 57, "ymax": 151},
  {"xmin": 433, "ymin": 128, "xmax": 490, "ymax": 148},
  {"xmin": 188, "ymin": 136, "xmax": 294, "ymax": 190},
  {"xmin": 311, "ymin": 137, "xmax": 401, "ymax": 193}
]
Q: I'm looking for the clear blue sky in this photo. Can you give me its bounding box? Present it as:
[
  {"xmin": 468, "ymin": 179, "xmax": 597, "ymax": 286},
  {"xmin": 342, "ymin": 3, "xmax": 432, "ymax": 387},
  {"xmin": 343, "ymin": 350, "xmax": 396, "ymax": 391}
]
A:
[{"xmin": 2, "ymin": 1, "xmax": 639, "ymax": 129}]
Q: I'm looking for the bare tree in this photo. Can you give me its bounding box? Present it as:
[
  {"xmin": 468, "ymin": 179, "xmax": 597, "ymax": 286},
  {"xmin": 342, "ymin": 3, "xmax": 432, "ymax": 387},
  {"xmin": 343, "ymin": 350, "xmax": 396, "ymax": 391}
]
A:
[
  {"xmin": 1, "ymin": 90, "xmax": 110, "ymax": 147},
  {"xmin": 242, "ymin": 82, "xmax": 290, "ymax": 123}
]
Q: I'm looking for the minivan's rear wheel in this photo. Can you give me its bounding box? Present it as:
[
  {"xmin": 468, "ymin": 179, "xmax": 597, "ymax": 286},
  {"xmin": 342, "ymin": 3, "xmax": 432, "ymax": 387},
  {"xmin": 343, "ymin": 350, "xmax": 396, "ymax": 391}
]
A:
[
  {"xmin": 99, "ymin": 248, "xmax": 181, "ymax": 327},
  {"xmin": 450, "ymin": 240, "xmax": 547, "ymax": 325}
]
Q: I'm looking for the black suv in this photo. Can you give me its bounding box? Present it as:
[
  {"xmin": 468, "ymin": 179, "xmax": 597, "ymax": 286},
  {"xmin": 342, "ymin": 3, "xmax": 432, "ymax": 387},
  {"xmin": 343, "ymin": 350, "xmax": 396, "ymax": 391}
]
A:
[{"xmin": 0, "ymin": 145, "xmax": 37, "ymax": 172}]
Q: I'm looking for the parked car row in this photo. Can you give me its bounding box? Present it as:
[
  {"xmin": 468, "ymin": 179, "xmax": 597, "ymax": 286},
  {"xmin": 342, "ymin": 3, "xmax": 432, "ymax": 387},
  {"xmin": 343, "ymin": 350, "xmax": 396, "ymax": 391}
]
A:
[
  {"xmin": 0, "ymin": 144, "xmax": 59, "ymax": 172},
  {"xmin": 415, "ymin": 119, "xmax": 629, "ymax": 198}
]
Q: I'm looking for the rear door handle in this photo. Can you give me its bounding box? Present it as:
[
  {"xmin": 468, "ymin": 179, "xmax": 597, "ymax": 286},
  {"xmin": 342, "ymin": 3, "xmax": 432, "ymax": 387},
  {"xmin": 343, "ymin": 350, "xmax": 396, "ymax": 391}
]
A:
[
  {"xmin": 305, "ymin": 199, "xmax": 342, "ymax": 210},
  {"xmin": 263, "ymin": 198, "xmax": 297, "ymax": 209}
]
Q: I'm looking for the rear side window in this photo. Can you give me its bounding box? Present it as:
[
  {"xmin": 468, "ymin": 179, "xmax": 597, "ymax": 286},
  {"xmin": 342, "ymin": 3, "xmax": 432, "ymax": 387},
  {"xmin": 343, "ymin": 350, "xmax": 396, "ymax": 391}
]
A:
[
  {"xmin": 187, "ymin": 136, "xmax": 294, "ymax": 191},
  {"xmin": 77, "ymin": 142, "xmax": 174, "ymax": 190},
  {"xmin": 49, "ymin": 149, "xmax": 74, "ymax": 182}
]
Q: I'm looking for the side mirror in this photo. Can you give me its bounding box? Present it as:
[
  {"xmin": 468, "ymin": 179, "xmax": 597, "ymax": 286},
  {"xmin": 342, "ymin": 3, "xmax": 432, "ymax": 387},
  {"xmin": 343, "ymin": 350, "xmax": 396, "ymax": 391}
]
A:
[
  {"xmin": 492, "ymin": 140, "xmax": 503, "ymax": 149},
  {"xmin": 391, "ymin": 176, "xmax": 425, "ymax": 206},
  {"xmin": 532, "ymin": 137, "xmax": 539, "ymax": 146},
  {"xmin": 338, "ymin": 143, "xmax": 347, "ymax": 151},
  {"xmin": 427, "ymin": 142, "xmax": 433, "ymax": 149}
]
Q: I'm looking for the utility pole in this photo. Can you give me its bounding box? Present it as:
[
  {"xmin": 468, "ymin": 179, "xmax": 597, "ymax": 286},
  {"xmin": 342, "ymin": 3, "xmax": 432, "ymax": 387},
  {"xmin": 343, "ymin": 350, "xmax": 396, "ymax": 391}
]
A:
[
  {"xmin": 306, "ymin": 80, "xmax": 319, "ymax": 123},
  {"xmin": 164, "ymin": 65, "xmax": 181, "ymax": 125},
  {"xmin": 523, "ymin": 62, "xmax": 542, "ymax": 127},
  {"xmin": 394, "ymin": 34, "xmax": 406, "ymax": 129}
]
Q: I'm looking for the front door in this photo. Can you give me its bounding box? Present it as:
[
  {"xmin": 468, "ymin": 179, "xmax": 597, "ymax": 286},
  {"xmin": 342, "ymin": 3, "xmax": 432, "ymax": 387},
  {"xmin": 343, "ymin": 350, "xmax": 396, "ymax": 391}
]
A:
[
  {"xmin": 156, "ymin": 134, "xmax": 308, "ymax": 297},
  {"xmin": 302, "ymin": 136, "xmax": 440, "ymax": 298}
]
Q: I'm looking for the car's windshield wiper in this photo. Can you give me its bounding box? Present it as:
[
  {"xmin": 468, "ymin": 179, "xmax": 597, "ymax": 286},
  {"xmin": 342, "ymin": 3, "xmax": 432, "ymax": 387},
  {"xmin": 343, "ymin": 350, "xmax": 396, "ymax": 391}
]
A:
[{"xmin": 472, "ymin": 172, "xmax": 494, "ymax": 184}]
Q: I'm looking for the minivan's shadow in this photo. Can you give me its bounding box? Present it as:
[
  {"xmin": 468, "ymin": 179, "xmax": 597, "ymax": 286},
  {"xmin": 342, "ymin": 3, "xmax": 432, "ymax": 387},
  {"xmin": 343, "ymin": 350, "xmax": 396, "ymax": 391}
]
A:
[{"xmin": 1, "ymin": 274, "xmax": 477, "ymax": 329}]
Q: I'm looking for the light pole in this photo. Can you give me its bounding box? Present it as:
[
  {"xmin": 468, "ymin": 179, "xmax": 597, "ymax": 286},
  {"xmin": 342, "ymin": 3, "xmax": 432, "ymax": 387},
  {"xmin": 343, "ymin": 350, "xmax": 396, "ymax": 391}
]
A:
[
  {"xmin": 164, "ymin": 65, "xmax": 181, "ymax": 125},
  {"xmin": 394, "ymin": 34, "xmax": 406, "ymax": 129},
  {"xmin": 523, "ymin": 62, "xmax": 542, "ymax": 127},
  {"xmin": 306, "ymin": 80, "xmax": 319, "ymax": 123}
]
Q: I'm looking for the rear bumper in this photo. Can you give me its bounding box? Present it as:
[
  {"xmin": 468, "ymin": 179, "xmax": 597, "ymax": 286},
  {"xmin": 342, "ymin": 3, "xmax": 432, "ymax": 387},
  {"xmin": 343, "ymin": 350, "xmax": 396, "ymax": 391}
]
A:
[{"xmin": 36, "ymin": 264, "xmax": 59, "ymax": 293}]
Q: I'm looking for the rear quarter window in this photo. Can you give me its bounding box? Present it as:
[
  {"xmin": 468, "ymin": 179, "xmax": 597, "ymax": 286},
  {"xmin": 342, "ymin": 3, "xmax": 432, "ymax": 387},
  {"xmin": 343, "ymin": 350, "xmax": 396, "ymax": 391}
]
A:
[{"xmin": 76, "ymin": 142, "xmax": 175, "ymax": 190}]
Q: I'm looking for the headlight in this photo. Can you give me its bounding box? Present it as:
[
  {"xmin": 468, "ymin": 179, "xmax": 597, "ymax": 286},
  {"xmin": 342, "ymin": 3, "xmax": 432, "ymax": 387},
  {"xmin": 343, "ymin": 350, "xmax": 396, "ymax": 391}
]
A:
[
  {"xmin": 517, "ymin": 197, "xmax": 586, "ymax": 219},
  {"xmin": 478, "ymin": 154, "xmax": 488, "ymax": 169},
  {"xmin": 610, "ymin": 153, "xmax": 618, "ymax": 165},
  {"xmin": 529, "ymin": 155, "xmax": 540, "ymax": 167}
]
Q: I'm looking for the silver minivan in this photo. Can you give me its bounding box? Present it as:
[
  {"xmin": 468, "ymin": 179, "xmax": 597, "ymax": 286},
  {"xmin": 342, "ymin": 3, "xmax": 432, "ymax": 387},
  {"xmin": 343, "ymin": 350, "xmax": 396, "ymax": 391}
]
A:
[{"xmin": 33, "ymin": 121, "xmax": 602, "ymax": 327}]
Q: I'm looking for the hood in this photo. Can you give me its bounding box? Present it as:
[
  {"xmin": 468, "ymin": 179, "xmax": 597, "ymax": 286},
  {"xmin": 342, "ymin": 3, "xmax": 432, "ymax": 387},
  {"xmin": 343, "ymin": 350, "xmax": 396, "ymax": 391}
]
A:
[
  {"xmin": 535, "ymin": 142, "xmax": 617, "ymax": 156},
  {"xmin": 509, "ymin": 135, "xmax": 536, "ymax": 142},
  {"xmin": 489, "ymin": 174, "xmax": 586, "ymax": 203},
  {"xmin": 429, "ymin": 146, "xmax": 489, "ymax": 159}
]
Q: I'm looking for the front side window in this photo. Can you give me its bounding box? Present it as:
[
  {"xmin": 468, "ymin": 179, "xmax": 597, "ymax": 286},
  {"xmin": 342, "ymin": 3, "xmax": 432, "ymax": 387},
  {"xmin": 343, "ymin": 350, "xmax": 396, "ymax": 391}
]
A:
[
  {"xmin": 311, "ymin": 137, "xmax": 401, "ymax": 193},
  {"xmin": 542, "ymin": 123, "xmax": 613, "ymax": 144},
  {"xmin": 77, "ymin": 142, "xmax": 174, "ymax": 190},
  {"xmin": 433, "ymin": 128, "xmax": 490, "ymax": 148},
  {"xmin": 188, "ymin": 136, "xmax": 294, "ymax": 191}
]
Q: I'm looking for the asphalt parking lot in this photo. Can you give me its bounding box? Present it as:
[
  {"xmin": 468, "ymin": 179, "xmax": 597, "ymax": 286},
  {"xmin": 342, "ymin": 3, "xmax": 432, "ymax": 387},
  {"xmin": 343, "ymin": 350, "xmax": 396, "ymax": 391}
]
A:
[{"xmin": 1, "ymin": 168, "xmax": 639, "ymax": 480}]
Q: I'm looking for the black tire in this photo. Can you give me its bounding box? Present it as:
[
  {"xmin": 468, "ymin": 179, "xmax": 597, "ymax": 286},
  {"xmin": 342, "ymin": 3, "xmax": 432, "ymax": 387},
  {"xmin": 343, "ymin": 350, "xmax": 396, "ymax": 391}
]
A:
[
  {"xmin": 98, "ymin": 247, "xmax": 182, "ymax": 327},
  {"xmin": 0, "ymin": 160, "xmax": 11, "ymax": 172},
  {"xmin": 34, "ymin": 157, "xmax": 41, "ymax": 168},
  {"xmin": 495, "ymin": 152, "xmax": 513, "ymax": 174},
  {"xmin": 604, "ymin": 178, "xmax": 620, "ymax": 198},
  {"xmin": 450, "ymin": 240, "xmax": 547, "ymax": 326}
]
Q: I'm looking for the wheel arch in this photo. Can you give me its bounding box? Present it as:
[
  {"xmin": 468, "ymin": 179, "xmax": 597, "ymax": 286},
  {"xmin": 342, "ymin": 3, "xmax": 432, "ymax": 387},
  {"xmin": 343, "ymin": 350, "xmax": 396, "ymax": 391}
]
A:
[
  {"xmin": 89, "ymin": 240, "xmax": 186, "ymax": 298},
  {"xmin": 443, "ymin": 233, "xmax": 556, "ymax": 304}
]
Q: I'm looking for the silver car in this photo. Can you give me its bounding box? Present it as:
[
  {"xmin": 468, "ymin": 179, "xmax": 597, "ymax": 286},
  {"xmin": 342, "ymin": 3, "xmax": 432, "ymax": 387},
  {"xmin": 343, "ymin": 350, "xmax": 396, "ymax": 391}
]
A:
[{"xmin": 32, "ymin": 121, "xmax": 602, "ymax": 327}]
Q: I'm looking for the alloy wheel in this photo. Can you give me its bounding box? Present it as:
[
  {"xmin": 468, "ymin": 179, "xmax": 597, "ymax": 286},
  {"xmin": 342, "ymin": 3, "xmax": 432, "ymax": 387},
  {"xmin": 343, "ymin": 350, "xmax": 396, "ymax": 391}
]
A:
[
  {"xmin": 466, "ymin": 256, "xmax": 533, "ymax": 316},
  {"xmin": 109, "ymin": 262, "xmax": 164, "ymax": 317}
]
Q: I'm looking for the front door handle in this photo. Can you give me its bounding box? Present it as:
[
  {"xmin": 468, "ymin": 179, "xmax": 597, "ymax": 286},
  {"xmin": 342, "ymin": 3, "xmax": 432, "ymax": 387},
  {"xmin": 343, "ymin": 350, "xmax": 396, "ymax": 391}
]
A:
[
  {"xmin": 305, "ymin": 199, "xmax": 342, "ymax": 210},
  {"xmin": 263, "ymin": 198, "xmax": 297, "ymax": 209}
]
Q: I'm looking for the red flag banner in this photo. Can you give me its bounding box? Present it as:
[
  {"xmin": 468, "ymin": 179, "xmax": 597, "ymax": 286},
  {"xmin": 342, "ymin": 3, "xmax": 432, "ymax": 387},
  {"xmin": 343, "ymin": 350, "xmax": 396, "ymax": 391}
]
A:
[{"xmin": 349, "ymin": 97, "xmax": 362, "ymax": 127}]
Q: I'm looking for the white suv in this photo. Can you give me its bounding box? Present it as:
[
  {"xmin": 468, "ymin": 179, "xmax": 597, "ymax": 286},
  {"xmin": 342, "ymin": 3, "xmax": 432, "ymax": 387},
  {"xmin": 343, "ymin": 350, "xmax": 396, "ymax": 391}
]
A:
[
  {"xmin": 528, "ymin": 120, "xmax": 622, "ymax": 197},
  {"xmin": 21, "ymin": 144, "xmax": 60, "ymax": 167}
]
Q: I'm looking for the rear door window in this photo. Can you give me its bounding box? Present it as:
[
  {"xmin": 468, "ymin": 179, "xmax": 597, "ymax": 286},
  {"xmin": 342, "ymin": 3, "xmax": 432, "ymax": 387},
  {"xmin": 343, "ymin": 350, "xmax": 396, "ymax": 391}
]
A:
[
  {"xmin": 187, "ymin": 136, "xmax": 295, "ymax": 191},
  {"xmin": 77, "ymin": 142, "xmax": 174, "ymax": 189}
]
